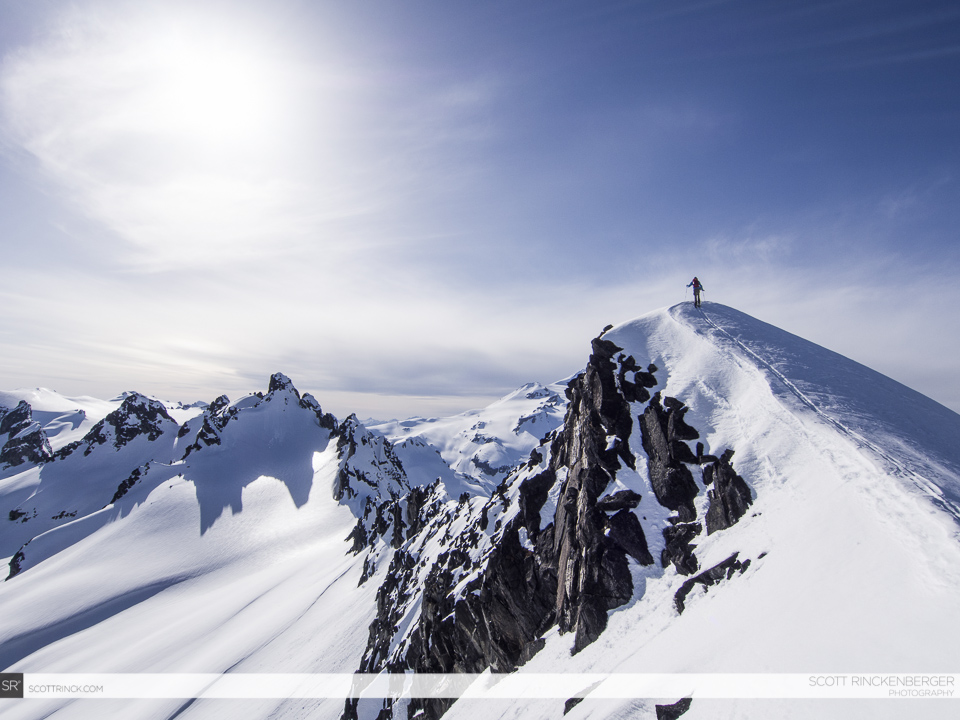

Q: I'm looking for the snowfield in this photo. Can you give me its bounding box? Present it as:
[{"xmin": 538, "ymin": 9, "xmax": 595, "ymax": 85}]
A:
[{"xmin": 1, "ymin": 302, "xmax": 957, "ymax": 720}]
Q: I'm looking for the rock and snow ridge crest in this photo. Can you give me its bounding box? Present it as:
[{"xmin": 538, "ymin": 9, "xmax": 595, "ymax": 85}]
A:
[{"xmin": 341, "ymin": 328, "xmax": 759, "ymax": 720}]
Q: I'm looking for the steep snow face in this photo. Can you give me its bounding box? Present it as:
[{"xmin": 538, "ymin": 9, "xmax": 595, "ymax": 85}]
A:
[
  {"xmin": 438, "ymin": 302, "xmax": 960, "ymax": 720},
  {"xmin": 372, "ymin": 382, "xmax": 567, "ymax": 493}
]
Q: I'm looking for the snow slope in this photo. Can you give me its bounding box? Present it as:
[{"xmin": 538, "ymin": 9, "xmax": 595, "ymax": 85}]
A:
[
  {"xmin": 440, "ymin": 302, "xmax": 960, "ymax": 720},
  {"xmin": 0, "ymin": 379, "xmax": 381, "ymax": 720}
]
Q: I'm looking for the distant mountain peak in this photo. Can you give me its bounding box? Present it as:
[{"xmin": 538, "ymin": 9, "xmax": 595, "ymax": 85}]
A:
[{"xmin": 267, "ymin": 371, "xmax": 299, "ymax": 397}]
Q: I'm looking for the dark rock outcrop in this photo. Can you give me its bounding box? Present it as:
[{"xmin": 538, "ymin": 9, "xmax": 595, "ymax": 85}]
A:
[
  {"xmin": 110, "ymin": 466, "xmax": 145, "ymax": 504},
  {"xmin": 550, "ymin": 338, "xmax": 649, "ymax": 653},
  {"xmin": 616, "ymin": 355, "xmax": 659, "ymax": 404},
  {"xmin": 661, "ymin": 521, "xmax": 702, "ymax": 576},
  {"xmin": 639, "ymin": 393, "xmax": 699, "ymax": 522},
  {"xmin": 53, "ymin": 393, "xmax": 176, "ymax": 461},
  {"xmin": 345, "ymin": 336, "xmax": 656, "ymax": 720},
  {"xmin": 0, "ymin": 401, "xmax": 53, "ymax": 468},
  {"xmin": 704, "ymin": 449, "xmax": 753, "ymax": 534},
  {"xmin": 342, "ymin": 333, "xmax": 756, "ymax": 720},
  {"xmin": 268, "ymin": 372, "xmax": 296, "ymax": 395},
  {"xmin": 563, "ymin": 696, "xmax": 584, "ymax": 714},
  {"xmin": 606, "ymin": 508, "xmax": 654, "ymax": 565},
  {"xmin": 674, "ymin": 552, "xmax": 751, "ymax": 614},
  {"xmin": 656, "ymin": 697, "xmax": 693, "ymax": 719},
  {"xmin": 299, "ymin": 392, "xmax": 338, "ymax": 430},
  {"xmin": 0, "ymin": 401, "xmax": 32, "ymax": 437},
  {"xmin": 517, "ymin": 466, "xmax": 555, "ymax": 540},
  {"xmin": 6, "ymin": 548, "xmax": 25, "ymax": 580},
  {"xmin": 597, "ymin": 489, "xmax": 642, "ymax": 512},
  {"xmin": 180, "ymin": 395, "xmax": 233, "ymax": 458}
]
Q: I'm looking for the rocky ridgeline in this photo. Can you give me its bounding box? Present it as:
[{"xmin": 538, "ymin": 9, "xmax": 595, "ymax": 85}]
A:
[
  {"xmin": 180, "ymin": 373, "xmax": 337, "ymax": 460},
  {"xmin": 335, "ymin": 412, "xmax": 433, "ymax": 589},
  {"xmin": 7, "ymin": 393, "xmax": 183, "ymax": 578},
  {"xmin": 343, "ymin": 334, "xmax": 756, "ymax": 720},
  {"xmin": 6, "ymin": 373, "xmax": 340, "ymax": 580},
  {"xmin": 50, "ymin": 393, "xmax": 179, "ymax": 461}
]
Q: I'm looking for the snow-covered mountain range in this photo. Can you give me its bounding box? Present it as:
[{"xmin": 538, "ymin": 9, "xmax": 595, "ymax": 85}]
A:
[{"xmin": 1, "ymin": 302, "xmax": 958, "ymax": 720}]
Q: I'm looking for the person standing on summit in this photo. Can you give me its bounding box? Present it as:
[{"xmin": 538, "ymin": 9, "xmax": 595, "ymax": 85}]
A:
[{"xmin": 687, "ymin": 277, "xmax": 704, "ymax": 307}]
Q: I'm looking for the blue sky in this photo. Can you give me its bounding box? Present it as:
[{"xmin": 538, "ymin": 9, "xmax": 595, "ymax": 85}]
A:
[{"xmin": 1, "ymin": 0, "xmax": 958, "ymax": 418}]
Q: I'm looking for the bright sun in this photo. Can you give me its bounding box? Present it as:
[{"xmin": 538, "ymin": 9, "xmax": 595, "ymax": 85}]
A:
[
  {"xmin": 2, "ymin": 4, "xmax": 330, "ymax": 265},
  {"xmin": 89, "ymin": 9, "xmax": 296, "ymax": 155},
  {"xmin": 145, "ymin": 29, "xmax": 278, "ymax": 144}
]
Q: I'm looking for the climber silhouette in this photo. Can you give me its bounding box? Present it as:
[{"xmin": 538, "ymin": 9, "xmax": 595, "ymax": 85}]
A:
[{"xmin": 687, "ymin": 277, "xmax": 704, "ymax": 308}]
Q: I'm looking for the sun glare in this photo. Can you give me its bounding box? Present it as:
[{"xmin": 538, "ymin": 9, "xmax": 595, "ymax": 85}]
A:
[
  {"xmin": 1, "ymin": 4, "xmax": 346, "ymax": 266},
  {"xmin": 135, "ymin": 23, "xmax": 284, "ymax": 148},
  {"xmin": 147, "ymin": 30, "xmax": 278, "ymax": 144}
]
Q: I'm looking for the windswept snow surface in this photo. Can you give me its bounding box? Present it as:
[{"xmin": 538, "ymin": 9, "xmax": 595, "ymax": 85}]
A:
[{"xmin": 442, "ymin": 302, "xmax": 960, "ymax": 720}]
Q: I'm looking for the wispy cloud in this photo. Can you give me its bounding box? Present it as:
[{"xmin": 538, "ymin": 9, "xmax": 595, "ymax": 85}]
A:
[
  {"xmin": 0, "ymin": 1, "xmax": 500, "ymax": 271},
  {"xmin": 0, "ymin": 5, "xmax": 311, "ymax": 266},
  {"xmin": 699, "ymin": 230, "xmax": 795, "ymax": 264}
]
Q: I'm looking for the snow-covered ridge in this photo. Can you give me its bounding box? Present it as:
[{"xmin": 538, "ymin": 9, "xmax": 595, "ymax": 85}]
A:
[{"xmin": 609, "ymin": 303, "xmax": 960, "ymax": 518}]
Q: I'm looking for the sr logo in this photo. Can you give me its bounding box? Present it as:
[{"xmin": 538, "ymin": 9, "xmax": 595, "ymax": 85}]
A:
[{"xmin": 0, "ymin": 673, "xmax": 24, "ymax": 698}]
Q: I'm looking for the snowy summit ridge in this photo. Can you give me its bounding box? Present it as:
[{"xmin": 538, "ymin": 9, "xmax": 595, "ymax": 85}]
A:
[{"xmin": 1, "ymin": 302, "xmax": 959, "ymax": 720}]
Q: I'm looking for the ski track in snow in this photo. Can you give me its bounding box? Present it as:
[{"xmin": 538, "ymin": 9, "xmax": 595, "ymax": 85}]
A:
[{"xmin": 689, "ymin": 304, "xmax": 960, "ymax": 522}]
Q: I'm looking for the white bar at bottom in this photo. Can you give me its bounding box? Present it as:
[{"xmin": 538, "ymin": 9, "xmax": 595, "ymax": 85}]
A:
[{"xmin": 17, "ymin": 673, "xmax": 959, "ymax": 700}]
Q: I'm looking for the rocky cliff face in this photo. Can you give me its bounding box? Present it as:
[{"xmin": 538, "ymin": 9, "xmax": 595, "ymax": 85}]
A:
[{"xmin": 341, "ymin": 332, "xmax": 756, "ymax": 720}]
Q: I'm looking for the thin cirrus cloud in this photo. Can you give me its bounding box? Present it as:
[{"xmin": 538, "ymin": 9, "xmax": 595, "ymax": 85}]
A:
[{"xmin": 0, "ymin": 2, "xmax": 470, "ymax": 271}]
